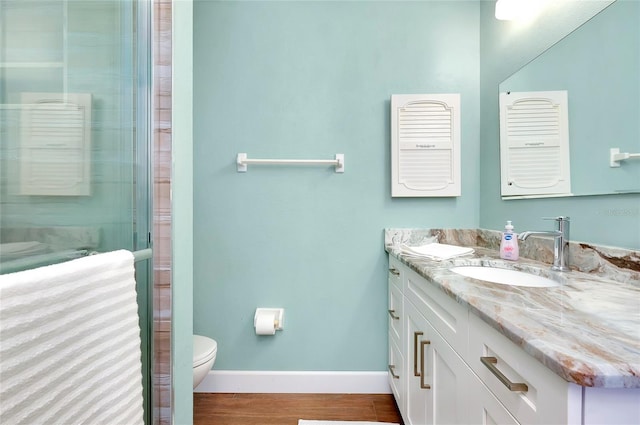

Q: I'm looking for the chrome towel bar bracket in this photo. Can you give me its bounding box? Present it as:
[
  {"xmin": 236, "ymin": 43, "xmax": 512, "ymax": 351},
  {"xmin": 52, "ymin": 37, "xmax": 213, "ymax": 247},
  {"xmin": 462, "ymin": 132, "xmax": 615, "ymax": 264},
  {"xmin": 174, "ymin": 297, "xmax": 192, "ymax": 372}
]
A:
[{"xmin": 610, "ymin": 148, "xmax": 640, "ymax": 167}]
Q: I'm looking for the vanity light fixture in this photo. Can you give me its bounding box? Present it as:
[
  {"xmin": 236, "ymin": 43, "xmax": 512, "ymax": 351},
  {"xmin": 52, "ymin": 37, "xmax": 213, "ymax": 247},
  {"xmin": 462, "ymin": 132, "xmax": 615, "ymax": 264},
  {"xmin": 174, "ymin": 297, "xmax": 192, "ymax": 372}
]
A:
[
  {"xmin": 495, "ymin": 0, "xmax": 551, "ymax": 21},
  {"xmin": 495, "ymin": 0, "xmax": 511, "ymax": 20},
  {"xmin": 496, "ymin": 0, "xmax": 526, "ymax": 20}
]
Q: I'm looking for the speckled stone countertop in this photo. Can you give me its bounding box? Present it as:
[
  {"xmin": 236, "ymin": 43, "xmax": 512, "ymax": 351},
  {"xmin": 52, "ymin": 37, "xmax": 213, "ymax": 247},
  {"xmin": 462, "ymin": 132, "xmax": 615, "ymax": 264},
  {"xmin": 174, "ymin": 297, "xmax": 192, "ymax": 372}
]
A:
[{"xmin": 385, "ymin": 228, "xmax": 640, "ymax": 389}]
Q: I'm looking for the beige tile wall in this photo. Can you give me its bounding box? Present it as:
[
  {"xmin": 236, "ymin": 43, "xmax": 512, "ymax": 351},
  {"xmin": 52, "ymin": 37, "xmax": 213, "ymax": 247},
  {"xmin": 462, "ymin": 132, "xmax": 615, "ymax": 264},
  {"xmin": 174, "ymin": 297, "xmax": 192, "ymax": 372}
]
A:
[{"xmin": 153, "ymin": 1, "xmax": 172, "ymax": 424}]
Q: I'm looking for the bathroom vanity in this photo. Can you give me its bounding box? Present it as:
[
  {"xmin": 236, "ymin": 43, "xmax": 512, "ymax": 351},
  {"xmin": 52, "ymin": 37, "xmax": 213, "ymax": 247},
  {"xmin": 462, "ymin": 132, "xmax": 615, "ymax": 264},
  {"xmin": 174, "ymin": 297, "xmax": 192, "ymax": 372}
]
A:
[{"xmin": 385, "ymin": 229, "xmax": 640, "ymax": 425}]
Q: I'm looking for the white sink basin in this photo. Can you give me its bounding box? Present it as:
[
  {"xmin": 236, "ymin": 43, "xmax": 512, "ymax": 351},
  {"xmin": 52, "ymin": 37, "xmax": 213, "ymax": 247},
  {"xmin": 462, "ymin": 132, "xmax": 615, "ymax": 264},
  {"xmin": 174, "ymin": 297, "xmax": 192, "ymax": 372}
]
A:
[{"xmin": 449, "ymin": 266, "xmax": 559, "ymax": 288}]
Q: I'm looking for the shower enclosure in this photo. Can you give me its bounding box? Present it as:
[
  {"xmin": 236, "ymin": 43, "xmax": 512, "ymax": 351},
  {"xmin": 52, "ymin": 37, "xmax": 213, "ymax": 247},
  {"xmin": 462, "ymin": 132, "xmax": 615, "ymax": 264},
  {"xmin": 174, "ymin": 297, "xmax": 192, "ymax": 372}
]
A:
[{"xmin": 0, "ymin": 0, "xmax": 158, "ymax": 423}]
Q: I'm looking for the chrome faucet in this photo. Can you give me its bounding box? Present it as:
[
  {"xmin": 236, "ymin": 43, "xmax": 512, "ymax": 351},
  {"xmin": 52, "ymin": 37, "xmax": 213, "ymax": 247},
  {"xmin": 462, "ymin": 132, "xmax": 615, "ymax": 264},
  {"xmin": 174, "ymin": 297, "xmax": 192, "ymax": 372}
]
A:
[{"xmin": 518, "ymin": 216, "xmax": 570, "ymax": 272}]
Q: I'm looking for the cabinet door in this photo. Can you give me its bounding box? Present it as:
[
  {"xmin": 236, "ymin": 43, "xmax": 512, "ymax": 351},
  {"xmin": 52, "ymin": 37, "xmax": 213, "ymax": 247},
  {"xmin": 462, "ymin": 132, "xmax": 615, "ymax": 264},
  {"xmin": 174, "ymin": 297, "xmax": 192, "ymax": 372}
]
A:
[
  {"xmin": 405, "ymin": 301, "xmax": 430, "ymax": 425},
  {"xmin": 425, "ymin": 310, "xmax": 468, "ymax": 425},
  {"xmin": 405, "ymin": 300, "xmax": 469, "ymax": 425}
]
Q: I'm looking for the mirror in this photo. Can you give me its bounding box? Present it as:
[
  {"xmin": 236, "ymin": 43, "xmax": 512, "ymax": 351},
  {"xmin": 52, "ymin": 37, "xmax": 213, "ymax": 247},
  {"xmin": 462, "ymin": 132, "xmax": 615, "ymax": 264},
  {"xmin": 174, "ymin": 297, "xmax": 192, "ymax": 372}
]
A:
[{"xmin": 499, "ymin": 0, "xmax": 640, "ymax": 198}]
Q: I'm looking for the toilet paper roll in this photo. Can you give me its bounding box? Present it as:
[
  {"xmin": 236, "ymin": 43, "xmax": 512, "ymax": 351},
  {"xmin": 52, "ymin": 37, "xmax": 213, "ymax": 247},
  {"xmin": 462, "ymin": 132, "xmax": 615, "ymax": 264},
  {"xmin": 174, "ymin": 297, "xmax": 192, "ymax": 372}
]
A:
[{"xmin": 255, "ymin": 313, "xmax": 276, "ymax": 335}]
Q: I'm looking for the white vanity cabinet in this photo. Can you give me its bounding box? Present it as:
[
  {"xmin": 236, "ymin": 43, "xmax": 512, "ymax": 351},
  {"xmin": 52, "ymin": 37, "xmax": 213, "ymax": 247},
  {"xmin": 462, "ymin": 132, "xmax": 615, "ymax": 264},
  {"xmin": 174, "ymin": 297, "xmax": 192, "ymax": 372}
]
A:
[{"xmin": 388, "ymin": 256, "xmax": 580, "ymax": 425}]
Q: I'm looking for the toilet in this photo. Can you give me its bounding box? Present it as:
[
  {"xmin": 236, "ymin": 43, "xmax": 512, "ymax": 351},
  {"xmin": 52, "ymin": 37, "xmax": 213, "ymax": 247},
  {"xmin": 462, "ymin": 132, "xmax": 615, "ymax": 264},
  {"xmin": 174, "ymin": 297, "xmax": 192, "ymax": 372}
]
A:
[{"xmin": 193, "ymin": 335, "xmax": 217, "ymax": 389}]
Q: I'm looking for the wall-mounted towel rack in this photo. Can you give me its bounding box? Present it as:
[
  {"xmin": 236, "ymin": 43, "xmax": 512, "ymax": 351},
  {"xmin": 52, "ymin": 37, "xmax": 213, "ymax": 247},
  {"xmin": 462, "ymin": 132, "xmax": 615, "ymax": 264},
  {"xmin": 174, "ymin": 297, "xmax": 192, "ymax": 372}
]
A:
[
  {"xmin": 133, "ymin": 248, "xmax": 153, "ymax": 262},
  {"xmin": 610, "ymin": 148, "xmax": 640, "ymax": 167},
  {"xmin": 237, "ymin": 153, "xmax": 345, "ymax": 173},
  {"xmin": 91, "ymin": 248, "xmax": 153, "ymax": 262},
  {"xmin": 0, "ymin": 247, "xmax": 152, "ymax": 275}
]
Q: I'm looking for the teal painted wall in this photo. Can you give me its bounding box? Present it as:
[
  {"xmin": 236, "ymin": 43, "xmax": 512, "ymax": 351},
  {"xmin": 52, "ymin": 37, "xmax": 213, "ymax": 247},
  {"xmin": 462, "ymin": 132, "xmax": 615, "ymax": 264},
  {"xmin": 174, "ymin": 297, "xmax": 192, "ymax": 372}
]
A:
[
  {"xmin": 192, "ymin": 1, "xmax": 480, "ymax": 371},
  {"xmin": 479, "ymin": 0, "xmax": 640, "ymax": 249},
  {"xmin": 177, "ymin": 0, "xmax": 640, "ymax": 420}
]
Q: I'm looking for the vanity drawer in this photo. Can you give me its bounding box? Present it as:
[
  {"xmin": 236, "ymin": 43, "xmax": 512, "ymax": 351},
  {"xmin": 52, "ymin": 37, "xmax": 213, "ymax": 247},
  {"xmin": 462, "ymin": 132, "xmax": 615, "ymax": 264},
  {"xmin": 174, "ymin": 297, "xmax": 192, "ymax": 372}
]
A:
[
  {"xmin": 388, "ymin": 256, "xmax": 402, "ymax": 289},
  {"xmin": 404, "ymin": 265, "xmax": 468, "ymax": 355},
  {"xmin": 388, "ymin": 338, "xmax": 404, "ymax": 409},
  {"xmin": 467, "ymin": 314, "xmax": 574, "ymax": 425},
  {"xmin": 388, "ymin": 256, "xmax": 403, "ymax": 344}
]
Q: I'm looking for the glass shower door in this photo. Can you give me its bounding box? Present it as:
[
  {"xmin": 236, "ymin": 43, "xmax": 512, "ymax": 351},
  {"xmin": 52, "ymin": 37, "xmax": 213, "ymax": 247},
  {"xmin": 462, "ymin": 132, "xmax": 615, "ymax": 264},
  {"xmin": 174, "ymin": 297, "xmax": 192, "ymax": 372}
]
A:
[{"xmin": 0, "ymin": 0, "xmax": 153, "ymax": 422}]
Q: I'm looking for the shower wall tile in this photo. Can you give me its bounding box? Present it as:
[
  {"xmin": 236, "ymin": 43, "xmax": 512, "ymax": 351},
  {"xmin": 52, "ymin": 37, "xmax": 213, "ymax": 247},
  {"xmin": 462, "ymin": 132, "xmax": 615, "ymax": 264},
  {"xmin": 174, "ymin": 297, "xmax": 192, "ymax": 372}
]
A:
[
  {"xmin": 154, "ymin": 183, "xmax": 172, "ymax": 222},
  {"xmin": 153, "ymin": 1, "xmax": 172, "ymax": 424},
  {"xmin": 154, "ymin": 152, "xmax": 172, "ymax": 180},
  {"xmin": 156, "ymin": 130, "xmax": 172, "ymax": 153},
  {"xmin": 157, "ymin": 110, "xmax": 172, "ymax": 130},
  {"xmin": 157, "ymin": 93, "xmax": 172, "ymax": 111},
  {"xmin": 153, "ymin": 219, "xmax": 171, "ymax": 268},
  {"xmin": 153, "ymin": 324, "xmax": 171, "ymax": 425},
  {"xmin": 155, "ymin": 286, "xmax": 172, "ymax": 322},
  {"xmin": 156, "ymin": 318, "xmax": 172, "ymax": 333},
  {"xmin": 155, "ymin": 70, "xmax": 171, "ymax": 89}
]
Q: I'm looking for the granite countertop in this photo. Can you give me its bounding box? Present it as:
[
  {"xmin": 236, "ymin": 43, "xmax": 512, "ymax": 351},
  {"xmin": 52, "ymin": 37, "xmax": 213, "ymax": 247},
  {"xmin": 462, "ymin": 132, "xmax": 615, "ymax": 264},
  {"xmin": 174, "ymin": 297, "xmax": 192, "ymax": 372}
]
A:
[{"xmin": 385, "ymin": 228, "xmax": 640, "ymax": 389}]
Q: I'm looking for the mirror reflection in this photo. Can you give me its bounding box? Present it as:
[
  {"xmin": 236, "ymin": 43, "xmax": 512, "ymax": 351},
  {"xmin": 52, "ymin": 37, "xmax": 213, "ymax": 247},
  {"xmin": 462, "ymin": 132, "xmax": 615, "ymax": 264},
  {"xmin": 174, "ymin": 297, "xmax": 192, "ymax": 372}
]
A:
[{"xmin": 499, "ymin": 0, "xmax": 640, "ymax": 198}]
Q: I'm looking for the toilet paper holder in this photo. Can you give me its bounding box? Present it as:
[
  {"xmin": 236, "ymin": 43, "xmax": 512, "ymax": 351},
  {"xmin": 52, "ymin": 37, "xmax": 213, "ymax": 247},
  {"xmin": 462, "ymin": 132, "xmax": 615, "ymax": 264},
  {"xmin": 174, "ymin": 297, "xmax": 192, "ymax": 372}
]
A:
[{"xmin": 254, "ymin": 308, "xmax": 284, "ymax": 331}]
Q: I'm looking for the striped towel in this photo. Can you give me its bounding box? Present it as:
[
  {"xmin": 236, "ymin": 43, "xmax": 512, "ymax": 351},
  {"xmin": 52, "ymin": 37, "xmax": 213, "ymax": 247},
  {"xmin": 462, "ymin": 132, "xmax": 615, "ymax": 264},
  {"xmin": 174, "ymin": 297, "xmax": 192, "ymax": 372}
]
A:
[{"xmin": 0, "ymin": 250, "xmax": 143, "ymax": 425}]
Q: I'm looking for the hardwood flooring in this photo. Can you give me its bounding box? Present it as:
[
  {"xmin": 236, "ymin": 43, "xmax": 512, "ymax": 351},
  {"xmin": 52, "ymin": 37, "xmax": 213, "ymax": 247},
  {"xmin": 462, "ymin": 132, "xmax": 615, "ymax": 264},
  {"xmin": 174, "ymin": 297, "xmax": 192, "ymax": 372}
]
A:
[{"xmin": 194, "ymin": 393, "xmax": 404, "ymax": 425}]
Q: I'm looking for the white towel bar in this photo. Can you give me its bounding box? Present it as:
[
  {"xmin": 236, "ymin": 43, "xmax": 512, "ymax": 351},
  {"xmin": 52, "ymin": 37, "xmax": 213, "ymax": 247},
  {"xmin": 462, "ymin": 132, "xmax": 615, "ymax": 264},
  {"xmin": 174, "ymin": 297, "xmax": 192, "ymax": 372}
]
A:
[
  {"xmin": 0, "ymin": 248, "xmax": 152, "ymax": 275},
  {"xmin": 92, "ymin": 249, "xmax": 152, "ymax": 262},
  {"xmin": 133, "ymin": 248, "xmax": 153, "ymax": 262},
  {"xmin": 610, "ymin": 148, "xmax": 640, "ymax": 167},
  {"xmin": 237, "ymin": 153, "xmax": 345, "ymax": 173}
]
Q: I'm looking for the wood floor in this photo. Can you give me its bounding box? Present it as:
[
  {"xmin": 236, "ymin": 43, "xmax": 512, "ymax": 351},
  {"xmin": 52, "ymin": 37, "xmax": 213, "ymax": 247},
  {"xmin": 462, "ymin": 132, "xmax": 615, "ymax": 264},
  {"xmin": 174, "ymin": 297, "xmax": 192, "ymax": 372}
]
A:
[{"xmin": 194, "ymin": 393, "xmax": 404, "ymax": 425}]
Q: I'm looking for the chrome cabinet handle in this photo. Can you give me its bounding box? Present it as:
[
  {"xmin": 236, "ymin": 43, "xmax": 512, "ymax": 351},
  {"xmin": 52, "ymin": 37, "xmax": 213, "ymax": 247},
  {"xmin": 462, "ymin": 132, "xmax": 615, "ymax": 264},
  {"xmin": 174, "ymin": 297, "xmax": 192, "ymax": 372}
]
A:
[
  {"xmin": 480, "ymin": 356, "xmax": 528, "ymax": 392},
  {"xmin": 388, "ymin": 309, "xmax": 400, "ymax": 320},
  {"xmin": 420, "ymin": 340, "xmax": 431, "ymax": 389},
  {"xmin": 389, "ymin": 268, "xmax": 400, "ymax": 276},
  {"xmin": 388, "ymin": 364, "xmax": 400, "ymax": 379},
  {"xmin": 413, "ymin": 331, "xmax": 423, "ymax": 377}
]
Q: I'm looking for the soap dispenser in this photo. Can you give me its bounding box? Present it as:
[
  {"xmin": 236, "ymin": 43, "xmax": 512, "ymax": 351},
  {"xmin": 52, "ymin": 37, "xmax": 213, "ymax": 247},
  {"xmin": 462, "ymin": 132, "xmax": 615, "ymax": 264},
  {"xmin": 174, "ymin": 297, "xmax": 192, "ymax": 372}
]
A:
[{"xmin": 500, "ymin": 221, "xmax": 519, "ymax": 261}]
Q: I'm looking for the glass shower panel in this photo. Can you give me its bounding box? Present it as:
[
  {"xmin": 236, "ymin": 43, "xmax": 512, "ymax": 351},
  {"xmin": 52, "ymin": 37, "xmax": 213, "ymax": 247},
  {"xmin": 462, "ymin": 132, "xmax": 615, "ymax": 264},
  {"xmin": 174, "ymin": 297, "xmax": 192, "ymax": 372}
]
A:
[
  {"xmin": 0, "ymin": 0, "xmax": 152, "ymax": 423},
  {"xmin": 0, "ymin": 0, "xmax": 147, "ymax": 270}
]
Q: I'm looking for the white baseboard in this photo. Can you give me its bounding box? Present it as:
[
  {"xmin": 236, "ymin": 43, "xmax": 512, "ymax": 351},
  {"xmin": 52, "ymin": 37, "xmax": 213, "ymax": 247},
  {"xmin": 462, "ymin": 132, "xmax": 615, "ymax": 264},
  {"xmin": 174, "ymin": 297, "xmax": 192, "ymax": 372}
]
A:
[{"xmin": 194, "ymin": 370, "xmax": 391, "ymax": 394}]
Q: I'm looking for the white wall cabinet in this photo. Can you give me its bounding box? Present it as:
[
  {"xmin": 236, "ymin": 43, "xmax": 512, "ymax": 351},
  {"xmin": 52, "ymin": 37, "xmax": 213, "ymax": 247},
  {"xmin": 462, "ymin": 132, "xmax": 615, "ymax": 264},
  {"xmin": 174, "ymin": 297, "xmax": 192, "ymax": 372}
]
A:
[
  {"xmin": 387, "ymin": 255, "xmax": 640, "ymax": 425},
  {"xmin": 390, "ymin": 94, "xmax": 462, "ymax": 197}
]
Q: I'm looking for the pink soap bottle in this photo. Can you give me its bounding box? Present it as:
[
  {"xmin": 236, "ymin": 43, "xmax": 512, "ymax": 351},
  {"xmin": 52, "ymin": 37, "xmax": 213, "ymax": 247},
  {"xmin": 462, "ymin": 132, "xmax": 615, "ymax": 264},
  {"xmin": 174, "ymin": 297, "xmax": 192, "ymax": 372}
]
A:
[{"xmin": 499, "ymin": 221, "xmax": 519, "ymax": 261}]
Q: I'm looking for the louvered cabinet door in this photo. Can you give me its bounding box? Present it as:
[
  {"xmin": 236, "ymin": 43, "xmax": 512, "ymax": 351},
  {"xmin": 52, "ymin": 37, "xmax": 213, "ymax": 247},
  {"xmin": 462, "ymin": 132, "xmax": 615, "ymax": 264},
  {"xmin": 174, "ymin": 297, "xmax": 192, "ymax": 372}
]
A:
[
  {"xmin": 391, "ymin": 94, "xmax": 461, "ymax": 197},
  {"xmin": 499, "ymin": 91, "xmax": 571, "ymax": 198}
]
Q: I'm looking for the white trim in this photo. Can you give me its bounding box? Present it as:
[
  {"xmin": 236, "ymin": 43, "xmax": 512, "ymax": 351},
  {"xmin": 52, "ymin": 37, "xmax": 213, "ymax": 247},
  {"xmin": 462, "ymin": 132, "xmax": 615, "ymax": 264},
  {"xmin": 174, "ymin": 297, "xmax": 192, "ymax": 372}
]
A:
[{"xmin": 194, "ymin": 370, "xmax": 391, "ymax": 394}]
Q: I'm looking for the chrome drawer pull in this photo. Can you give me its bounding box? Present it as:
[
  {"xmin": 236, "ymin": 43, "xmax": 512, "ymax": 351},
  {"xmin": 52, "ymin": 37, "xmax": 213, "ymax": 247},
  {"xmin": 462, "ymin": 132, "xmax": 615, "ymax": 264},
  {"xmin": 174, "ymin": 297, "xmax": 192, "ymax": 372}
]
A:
[
  {"xmin": 389, "ymin": 268, "xmax": 400, "ymax": 276},
  {"xmin": 420, "ymin": 340, "xmax": 431, "ymax": 389},
  {"xmin": 388, "ymin": 309, "xmax": 400, "ymax": 320},
  {"xmin": 413, "ymin": 331, "xmax": 423, "ymax": 376},
  {"xmin": 481, "ymin": 356, "xmax": 528, "ymax": 392},
  {"xmin": 388, "ymin": 364, "xmax": 400, "ymax": 379}
]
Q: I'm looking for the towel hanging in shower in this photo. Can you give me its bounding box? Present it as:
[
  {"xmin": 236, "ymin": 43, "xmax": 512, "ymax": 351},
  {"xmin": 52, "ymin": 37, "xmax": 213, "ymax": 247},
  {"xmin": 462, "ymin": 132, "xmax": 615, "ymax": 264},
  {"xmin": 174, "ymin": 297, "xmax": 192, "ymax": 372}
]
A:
[{"xmin": 0, "ymin": 250, "xmax": 144, "ymax": 425}]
